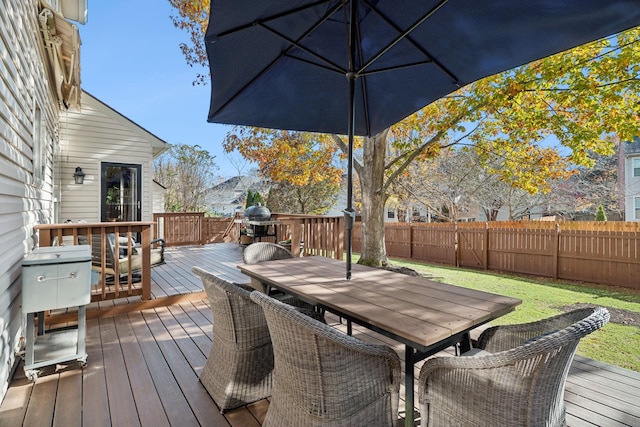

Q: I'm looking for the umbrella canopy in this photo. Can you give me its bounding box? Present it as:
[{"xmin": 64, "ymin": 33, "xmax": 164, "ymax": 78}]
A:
[{"xmin": 205, "ymin": 0, "xmax": 640, "ymax": 279}]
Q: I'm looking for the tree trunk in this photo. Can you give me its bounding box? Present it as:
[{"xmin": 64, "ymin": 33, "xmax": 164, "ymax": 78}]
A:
[{"xmin": 357, "ymin": 132, "xmax": 389, "ymax": 267}]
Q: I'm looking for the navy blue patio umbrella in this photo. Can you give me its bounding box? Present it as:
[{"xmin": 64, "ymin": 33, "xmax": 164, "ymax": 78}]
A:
[{"xmin": 205, "ymin": 0, "xmax": 640, "ymax": 280}]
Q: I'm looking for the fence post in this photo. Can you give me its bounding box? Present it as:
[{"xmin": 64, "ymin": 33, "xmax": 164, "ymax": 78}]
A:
[
  {"xmin": 199, "ymin": 212, "xmax": 206, "ymax": 245},
  {"xmin": 454, "ymin": 222, "xmax": 460, "ymax": 267},
  {"xmin": 484, "ymin": 222, "xmax": 489, "ymax": 270},
  {"xmin": 553, "ymin": 222, "xmax": 560, "ymax": 279},
  {"xmin": 409, "ymin": 223, "xmax": 414, "ymax": 259}
]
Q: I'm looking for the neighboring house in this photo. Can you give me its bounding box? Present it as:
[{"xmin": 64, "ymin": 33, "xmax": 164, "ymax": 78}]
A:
[
  {"xmin": 206, "ymin": 175, "xmax": 270, "ymax": 216},
  {"xmin": 57, "ymin": 91, "xmax": 170, "ymax": 223},
  {"xmin": 622, "ymin": 139, "xmax": 640, "ymax": 221},
  {"xmin": 153, "ymin": 179, "xmax": 167, "ymax": 214},
  {"xmin": 0, "ymin": 0, "xmax": 83, "ymax": 402}
]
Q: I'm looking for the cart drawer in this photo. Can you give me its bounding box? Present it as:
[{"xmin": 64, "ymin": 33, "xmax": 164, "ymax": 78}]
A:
[{"xmin": 22, "ymin": 246, "xmax": 91, "ymax": 312}]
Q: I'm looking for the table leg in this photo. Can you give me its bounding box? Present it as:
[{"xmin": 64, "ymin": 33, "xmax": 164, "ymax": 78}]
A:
[
  {"xmin": 459, "ymin": 332, "xmax": 472, "ymax": 354},
  {"xmin": 405, "ymin": 345, "xmax": 415, "ymax": 427}
]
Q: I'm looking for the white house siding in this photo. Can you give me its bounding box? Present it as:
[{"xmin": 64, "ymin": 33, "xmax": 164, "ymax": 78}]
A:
[
  {"xmin": 152, "ymin": 180, "xmax": 166, "ymax": 213},
  {"xmin": 58, "ymin": 92, "xmax": 169, "ymax": 222},
  {"xmin": 0, "ymin": 0, "xmax": 60, "ymax": 400},
  {"xmin": 623, "ymin": 141, "xmax": 640, "ymax": 221}
]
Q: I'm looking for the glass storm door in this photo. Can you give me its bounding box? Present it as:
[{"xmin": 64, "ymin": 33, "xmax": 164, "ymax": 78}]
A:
[{"xmin": 101, "ymin": 163, "xmax": 142, "ymax": 222}]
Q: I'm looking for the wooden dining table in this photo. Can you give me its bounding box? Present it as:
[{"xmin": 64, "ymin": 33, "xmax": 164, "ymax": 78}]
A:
[{"xmin": 238, "ymin": 256, "xmax": 522, "ymax": 427}]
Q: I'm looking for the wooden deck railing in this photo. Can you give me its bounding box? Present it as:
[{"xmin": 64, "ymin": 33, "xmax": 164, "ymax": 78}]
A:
[
  {"xmin": 34, "ymin": 222, "xmax": 157, "ymax": 301},
  {"xmin": 153, "ymin": 212, "xmax": 345, "ymax": 260},
  {"xmin": 273, "ymin": 214, "xmax": 344, "ymax": 259}
]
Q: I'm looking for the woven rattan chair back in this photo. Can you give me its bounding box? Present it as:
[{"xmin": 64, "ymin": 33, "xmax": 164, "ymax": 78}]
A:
[
  {"xmin": 418, "ymin": 307, "xmax": 610, "ymax": 427},
  {"xmin": 250, "ymin": 291, "xmax": 401, "ymax": 427},
  {"xmin": 192, "ymin": 266, "xmax": 273, "ymax": 412},
  {"xmin": 243, "ymin": 242, "xmax": 293, "ymax": 264}
]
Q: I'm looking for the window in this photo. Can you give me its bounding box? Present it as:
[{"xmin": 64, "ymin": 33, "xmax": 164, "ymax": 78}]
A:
[
  {"xmin": 634, "ymin": 158, "xmax": 640, "ymax": 177},
  {"xmin": 387, "ymin": 210, "xmax": 395, "ymax": 219},
  {"xmin": 101, "ymin": 163, "xmax": 142, "ymax": 222},
  {"xmin": 635, "ymin": 197, "xmax": 640, "ymax": 220},
  {"xmin": 33, "ymin": 106, "xmax": 45, "ymax": 185}
]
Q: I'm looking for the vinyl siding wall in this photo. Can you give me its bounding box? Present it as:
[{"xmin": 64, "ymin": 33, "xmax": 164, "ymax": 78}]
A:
[
  {"xmin": 58, "ymin": 93, "xmax": 155, "ymax": 222},
  {"xmin": 0, "ymin": 0, "xmax": 60, "ymax": 400}
]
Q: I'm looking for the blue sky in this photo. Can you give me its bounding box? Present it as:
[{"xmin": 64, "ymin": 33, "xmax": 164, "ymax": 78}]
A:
[{"xmin": 78, "ymin": 1, "xmax": 243, "ymax": 178}]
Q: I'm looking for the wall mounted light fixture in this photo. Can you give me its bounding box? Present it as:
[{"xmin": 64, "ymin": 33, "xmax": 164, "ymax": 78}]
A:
[{"xmin": 73, "ymin": 166, "xmax": 85, "ymax": 184}]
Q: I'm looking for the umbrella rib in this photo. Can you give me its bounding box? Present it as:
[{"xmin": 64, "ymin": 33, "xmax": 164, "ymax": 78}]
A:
[
  {"xmin": 258, "ymin": 22, "xmax": 346, "ymax": 75},
  {"xmin": 209, "ymin": 1, "xmax": 346, "ymax": 118},
  {"xmin": 359, "ymin": 0, "xmax": 460, "ymax": 85},
  {"xmin": 359, "ymin": 60, "xmax": 435, "ymax": 76},
  {"xmin": 213, "ymin": 0, "xmax": 333, "ymax": 39}
]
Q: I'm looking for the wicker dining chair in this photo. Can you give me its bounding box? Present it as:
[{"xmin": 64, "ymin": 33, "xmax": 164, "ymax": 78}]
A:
[
  {"xmin": 418, "ymin": 307, "xmax": 610, "ymax": 427},
  {"xmin": 192, "ymin": 266, "xmax": 273, "ymax": 412},
  {"xmin": 243, "ymin": 242, "xmax": 326, "ymax": 323},
  {"xmin": 250, "ymin": 291, "xmax": 401, "ymax": 427}
]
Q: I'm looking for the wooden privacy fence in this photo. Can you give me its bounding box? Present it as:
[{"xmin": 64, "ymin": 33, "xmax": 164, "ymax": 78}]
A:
[{"xmin": 353, "ymin": 221, "xmax": 640, "ymax": 290}]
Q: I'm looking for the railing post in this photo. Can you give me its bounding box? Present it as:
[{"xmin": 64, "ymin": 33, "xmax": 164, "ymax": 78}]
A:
[
  {"xmin": 140, "ymin": 226, "xmax": 151, "ymax": 300},
  {"xmin": 290, "ymin": 218, "xmax": 303, "ymax": 257}
]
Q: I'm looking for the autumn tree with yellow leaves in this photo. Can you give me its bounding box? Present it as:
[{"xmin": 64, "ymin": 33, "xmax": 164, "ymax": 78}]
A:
[{"xmin": 169, "ymin": 1, "xmax": 640, "ymax": 267}]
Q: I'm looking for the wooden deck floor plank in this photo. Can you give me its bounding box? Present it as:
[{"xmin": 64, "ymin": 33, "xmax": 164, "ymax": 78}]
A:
[
  {"xmin": 223, "ymin": 407, "xmax": 262, "ymax": 427},
  {"xmin": 565, "ymin": 399, "xmax": 632, "ymax": 427},
  {"xmin": 571, "ymin": 357, "xmax": 640, "ymax": 394},
  {"xmin": 127, "ymin": 311, "xmax": 201, "ymax": 427},
  {"xmin": 190, "ymin": 299, "xmax": 214, "ymax": 332},
  {"xmin": 566, "ymin": 411, "xmax": 603, "ymax": 427},
  {"xmin": 167, "ymin": 302, "xmax": 213, "ymax": 356},
  {"xmin": 0, "ymin": 376, "xmax": 30, "ymax": 426},
  {"xmin": 246, "ymin": 399, "xmax": 270, "ymax": 424},
  {"xmin": 567, "ymin": 365, "xmax": 640, "ymax": 407},
  {"xmin": 113, "ymin": 313, "xmax": 171, "ymax": 427},
  {"xmin": 82, "ymin": 318, "xmax": 111, "ymax": 427},
  {"xmin": 99, "ymin": 317, "xmax": 142, "ymax": 427},
  {"xmin": 140, "ymin": 307, "xmax": 229, "ymax": 426},
  {"xmin": 53, "ymin": 368, "xmax": 83, "ymax": 427},
  {"xmin": 151, "ymin": 263, "xmax": 196, "ymax": 297},
  {"xmin": 564, "ymin": 389, "xmax": 640, "ymax": 427},
  {"xmin": 22, "ymin": 374, "xmax": 57, "ymax": 427},
  {"xmin": 154, "ymin": 306, "xmax": 207, "ymax": 371}
]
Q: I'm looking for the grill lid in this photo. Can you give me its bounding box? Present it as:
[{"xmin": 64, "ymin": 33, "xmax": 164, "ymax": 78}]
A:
[{"xmin": 245, "ymin": 203, "xmax": 271, "ymax": 221}]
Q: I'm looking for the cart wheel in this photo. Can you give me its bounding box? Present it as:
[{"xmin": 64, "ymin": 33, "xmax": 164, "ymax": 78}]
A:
[
  {"xmin": 26, "ymin": 370, "xmax": 39, "ymax": 382},
  {"xmin": 79, "ymin": 355, "xmax": 88, "ymax": 368}
]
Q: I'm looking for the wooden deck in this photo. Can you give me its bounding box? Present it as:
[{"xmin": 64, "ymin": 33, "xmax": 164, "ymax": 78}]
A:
[{"xmin": 1, "ymin": 243, "xmax": 639, "ymax": 426}]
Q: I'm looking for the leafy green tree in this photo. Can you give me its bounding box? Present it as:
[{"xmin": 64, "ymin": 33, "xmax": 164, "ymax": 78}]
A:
[
  {"xmin": 245, "ymin": 189, "xmax": 264, "ymax": 209},
  {"xmin": 153, "ymin": 144, "xmax": 217, "ymax": 212},
  {"xmin": 595, "ymin": 204, "xmax": 608, "ymax": 221},
  {"xmin": 267, "ymin": 179, "xmax": 341, "ymax": 215}
]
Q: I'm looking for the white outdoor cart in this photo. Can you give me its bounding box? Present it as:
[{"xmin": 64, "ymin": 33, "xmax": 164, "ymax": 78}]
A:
[{"xmin": 21, "ymin": 245, "xmax": 91, "ymax": 381}]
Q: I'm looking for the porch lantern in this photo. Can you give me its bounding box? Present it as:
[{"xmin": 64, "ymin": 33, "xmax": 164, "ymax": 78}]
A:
[{"xmin": 73, "ymin": 167, "xmax": 85, "ymax": 184}]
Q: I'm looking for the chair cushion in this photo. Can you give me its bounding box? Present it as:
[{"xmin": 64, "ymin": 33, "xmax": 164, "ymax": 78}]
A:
[{"xmin": 116, "ymin": 248, "xmax": 163, "ymax": 274}]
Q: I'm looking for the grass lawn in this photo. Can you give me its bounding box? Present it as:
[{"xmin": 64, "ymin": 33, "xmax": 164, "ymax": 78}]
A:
[{"xmin": 384, "ymin": 257, "xmax": 640, "ymax": 372}]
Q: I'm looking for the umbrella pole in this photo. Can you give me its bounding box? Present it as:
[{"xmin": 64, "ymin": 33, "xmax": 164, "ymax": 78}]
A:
[
  {"xmin": 343, "ymin": 0, "xmax": 358, "ymax": 280},
  {"xmin": 344, "ymin": 76, "xmax": 354, "ymax": 280}
]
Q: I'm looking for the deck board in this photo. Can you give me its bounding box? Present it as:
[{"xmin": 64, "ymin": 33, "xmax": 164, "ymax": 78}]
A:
[{"xmin": 2, "ymin": 243, "xmax": 639, "ymax": 426}]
